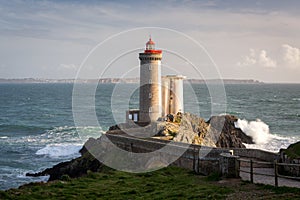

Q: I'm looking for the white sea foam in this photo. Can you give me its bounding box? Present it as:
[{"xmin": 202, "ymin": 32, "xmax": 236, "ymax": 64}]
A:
[
  {"xmin": 0, "ymin": 136, "xmax": 8, "ymax": 139},
  {"xmin": 234, "ymin": 119, "xmax": 271, "ymax": 144},
  {"xmin": 41, "ymin": 126, "xmax": 104, "ymax": 142},
  {"xmin": 235, "ymin": 118, "xmax": 299, "ymax": 152},
  {"xmin": 36, "ymin": 143, "xmax": 82, "ymax": 158},
  {"xmin": 244, "ymin": 135, "xmax": 298, "ymax": 152}
]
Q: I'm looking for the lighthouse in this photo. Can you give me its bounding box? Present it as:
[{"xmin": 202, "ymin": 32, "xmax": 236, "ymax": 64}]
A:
[
  {"xmin": 126, "ymin": 38, "xmax": 185, "ymax": 124},
  {"xmin": 139, "ymin": 38, "xmax": 163, "ymax": 122}
]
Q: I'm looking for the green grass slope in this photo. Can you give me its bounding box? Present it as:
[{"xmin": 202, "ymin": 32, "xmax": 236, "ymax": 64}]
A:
[{"xmin": 1, "ymin": 166, "xmax": 300, "ymax": 200}]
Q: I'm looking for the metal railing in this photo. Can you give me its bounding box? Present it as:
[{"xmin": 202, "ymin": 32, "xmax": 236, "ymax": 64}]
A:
[{"xmin": 238, "ymin": 158, "xmax": 300, "ymax": 187}]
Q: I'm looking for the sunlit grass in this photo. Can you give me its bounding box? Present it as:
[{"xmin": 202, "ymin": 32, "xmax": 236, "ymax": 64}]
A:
[
  {"xmin": 1, "ymin": 166, "xmax": 300, "ymax": 199},
  {"xmin": 0, "ymin": 166, "xmax": 230, "ymax": 200}
]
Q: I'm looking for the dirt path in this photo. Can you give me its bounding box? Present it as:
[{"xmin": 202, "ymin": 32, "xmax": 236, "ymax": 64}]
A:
[{"xmin": 239, "ymin": 167, "xmax": 300, "ymax": 188}]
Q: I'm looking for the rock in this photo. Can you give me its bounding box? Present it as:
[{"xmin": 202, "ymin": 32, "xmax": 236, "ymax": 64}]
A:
[
  {"xmin": 108, "ymin": 124, "xmax": 120, "ymax": 131},
  {"xmin": 110, "ymin": 113, "xmax": 253, "ymax": 148},
  {"xmin": 207, "ymin": 115, "xmax": 254, "ymax": 148},
  {"xmin": 173, "ymin": 113, "xmax": 215, "ymax": 146},
  {"xmin": 283, "ymin": 141, "xmax": 300, "ymax": 159},
  {"xmin": 157, "ymin": 122, "xmax": 179, "ymax": 137},
  {"xmin": 278, "ymin": 141, "xmax": 300, "ymax": 177},
  {"xmin": 27, "ymin": 138, "xmax": 108, "ymax": 181},
  {"xmin": 171, "ymin": 113, "xmax": 253, "ymax": 148}
]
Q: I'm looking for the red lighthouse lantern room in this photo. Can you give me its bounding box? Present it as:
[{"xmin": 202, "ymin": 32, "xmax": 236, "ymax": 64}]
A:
[{"xmin": 144, "ymin": 37, "xmax": 162, "ymax": 54}]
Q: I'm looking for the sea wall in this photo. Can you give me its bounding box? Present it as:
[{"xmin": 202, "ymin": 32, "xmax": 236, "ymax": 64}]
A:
[
  {"xmin": 103, "ymin": 134, "xmax": 227, "ymax": 175},
  {"xmin": 101, "ymin": 134, "xmax": 272, "ymax": 177},
  {"xmin": 28, "ymin": 133, "xmax": 282, "ymax": 181},
  {"xmin": 232, "ymin": 148, "xmax": 278, "ymax": 162}
]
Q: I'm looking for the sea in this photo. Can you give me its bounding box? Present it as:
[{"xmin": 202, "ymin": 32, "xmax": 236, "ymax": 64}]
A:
[{"xmin": 0, "ymin": 83, "xmax": 299, "ymax": 190}]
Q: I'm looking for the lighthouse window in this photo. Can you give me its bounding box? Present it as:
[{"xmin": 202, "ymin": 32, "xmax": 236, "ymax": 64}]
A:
[
  {"xmin": 149, "ymin": 79, "xmax": 152, "ymax": 84},
  {"xmin": 149, "ymin": 65, "xmax": 152, "ymax": 70},
  {"xmin": 149, "ymin": 92, "xmax": 152, "ymax": 99},
  {"xmin": 147, "ymin": 44, "xmax": 154, "ymax": 50},
  {"xmin": 149, "ymin": 106, "xmax": 152, "ymax": 112}
]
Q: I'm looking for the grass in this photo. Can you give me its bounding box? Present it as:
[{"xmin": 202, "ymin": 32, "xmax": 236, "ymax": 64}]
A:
[
  {"xmin": 1, "ymin": 166, "xmax": 300, "ymax": 200},
  {"xmin": 284, "ymin": 141, "xmax": 300, "ymax": 159}
]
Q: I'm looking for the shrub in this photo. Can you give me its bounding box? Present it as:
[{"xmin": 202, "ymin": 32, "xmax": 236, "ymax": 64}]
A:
[{"xmin": 60, "ymin": 174, "xmax": 71, "ymax": 181}]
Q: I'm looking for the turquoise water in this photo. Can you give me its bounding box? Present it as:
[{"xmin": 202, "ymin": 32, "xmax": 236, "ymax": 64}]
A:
[{"xmin": 0, "ymin": 83, "xmax": 299, "ymax": 190}]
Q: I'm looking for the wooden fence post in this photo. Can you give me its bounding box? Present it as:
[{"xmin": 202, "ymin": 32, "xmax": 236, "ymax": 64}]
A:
[
  {"xmin": 193, "ymin": 147, "xmax": 197, "ymax": 173},
  {"xmin": 274, "ymin": 160, "xmax": 278, "ymax": 187},
  {"xmin": 250, "ymin": 159, "xmax": 253, "ymax": 183},
  {"xmin": 235, "ymin": 158, "xmax": 240, "ymax": 178},
  {"xmin": 197, "ymin": 148, "xmax": 200, "ymax": 174}
]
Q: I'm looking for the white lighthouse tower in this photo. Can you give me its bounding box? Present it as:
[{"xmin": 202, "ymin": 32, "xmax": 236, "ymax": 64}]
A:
[{"xmin": 139, "ymin": 38, "xmax": 162, "ymax": 123}]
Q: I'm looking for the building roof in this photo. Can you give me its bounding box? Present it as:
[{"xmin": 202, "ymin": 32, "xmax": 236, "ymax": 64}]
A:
[{"xmin": 146, "ymin": 38, "xmax": 155, "ymax": 45}]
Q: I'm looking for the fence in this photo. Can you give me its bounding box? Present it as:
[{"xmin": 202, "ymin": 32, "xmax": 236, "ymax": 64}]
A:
[
  {"xmin": 96, "ymin": 133, "xmax": 300, "ymax": 186},
  {"xmin": 238, "ymin": 158, "xmax": 300, "ymax": 187}
]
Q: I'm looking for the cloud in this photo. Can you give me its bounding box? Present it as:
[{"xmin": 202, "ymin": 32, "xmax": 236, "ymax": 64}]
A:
[
  {"xmin": 281, "ymin": 44, "xmax": 300, "ymax": 69},
  {"xmin": 1, "ymin": 0, "xmax": 300, "ymax": 82},
  {"xmin": 238, "ymin": 44, "xmax": 300, "ymax": 70},
  {"xmin": 237, "ymin": 49, "xmax": 276, "ymax": 68},
  {"xmin": 244, "ymin": 48, "xmax": 257, "ymax": 65},
  {"xmin": 258, "ymin": 50, "xmax": 277, "ymax": 68}
]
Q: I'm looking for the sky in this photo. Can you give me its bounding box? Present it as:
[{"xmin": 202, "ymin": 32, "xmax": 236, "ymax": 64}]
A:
[{"xmin": 1, "ymin": 0, "xmax": 300, "ymax": 83}]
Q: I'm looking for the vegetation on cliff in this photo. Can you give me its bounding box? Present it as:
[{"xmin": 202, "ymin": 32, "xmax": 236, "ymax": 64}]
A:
[{"xmin": 284, "ymin": 141, "xmax": 300, "ymax": 159}]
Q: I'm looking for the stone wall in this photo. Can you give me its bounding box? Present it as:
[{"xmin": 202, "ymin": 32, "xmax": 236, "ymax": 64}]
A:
[
  {"xmin": 98, "ymin": 134, "xmax": 280, "ymax": 177},
  {"xmin": 103, "ymin": 134, "xmax": 236, "ymax": 176},
  {"xmin": 232, "ymin": 148, "xmax": 278, "ymax": 162}
]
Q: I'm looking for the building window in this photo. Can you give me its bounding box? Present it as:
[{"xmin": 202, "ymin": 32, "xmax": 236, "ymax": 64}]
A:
[
  {"xmin": 133, "ymin": 113, "xmax": 138, "ymax": 122},
  {"xmin": 149, "ymin": 92, "xmax": 152, "ymax": 99}
]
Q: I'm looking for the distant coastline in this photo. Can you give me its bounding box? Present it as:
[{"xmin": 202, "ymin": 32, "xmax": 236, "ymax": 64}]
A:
[{"xmin": 0, "ymin": 78, "xmax": 263, "ymax": 84}]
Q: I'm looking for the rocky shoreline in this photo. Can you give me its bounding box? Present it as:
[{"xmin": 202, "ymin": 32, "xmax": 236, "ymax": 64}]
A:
[{"xmin": 27, "ymin": 113, "xmax": 253, "ymax": 181}]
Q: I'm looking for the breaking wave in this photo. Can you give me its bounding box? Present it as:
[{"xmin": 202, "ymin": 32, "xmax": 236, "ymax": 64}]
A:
[
  {"xmin": 234, "ymin": 119, "xmax": 298, "ymax": 152},
  {"xmin": 36, "ymin": 143, "xmax": 82, "ymax": 158},
  {"xmin": 234, "ymin": 119, "xmax": 271, "ymax": 144},
  {"xmin": 34, "ymin": 126, "xmax": 105, "ymax": 158}
]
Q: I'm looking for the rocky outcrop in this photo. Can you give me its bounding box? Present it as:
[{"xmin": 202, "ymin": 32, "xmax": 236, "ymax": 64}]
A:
[
  {"xmin": 208, "ymin": 115, "xmax": 254, "ymax": 148},
  {"xmin": 26, "ymin": 145, "xmax": 106, "ymax": 181},
  {"xmin": 283, "ymin": 141, "xmax": 300, "ymax": 159},
  {"xmin": 157, "ymin": 113, "xmax": 253, "ymax": 148},
  {"xmin": 278, "ymin": 141, "xmax": 300, "ymax": 177},
  {"xmin": 108, "ymin": 113, "xmax": 253, "ymax": 148},
  {"xmin": 173, "ymin": 113, "xmax": 215, "ymax": 146}
]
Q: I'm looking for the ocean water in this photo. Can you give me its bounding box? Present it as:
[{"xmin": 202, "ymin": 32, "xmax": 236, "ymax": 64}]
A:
[{"xmin": 0, "ymin": 83, "xmax": 299, "ymax": 190}]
